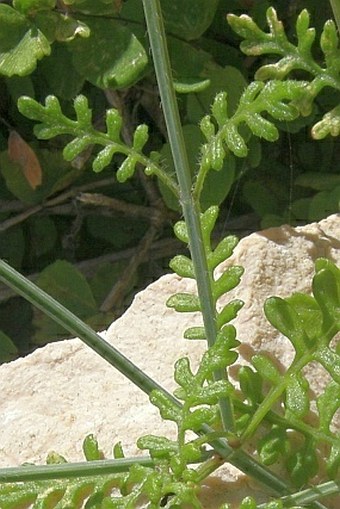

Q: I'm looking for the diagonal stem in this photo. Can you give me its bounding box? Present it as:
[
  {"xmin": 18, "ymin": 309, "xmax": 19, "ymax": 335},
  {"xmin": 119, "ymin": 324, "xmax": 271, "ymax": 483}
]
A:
[{"xmin": 0, "ymin": 260, "xmax": 328, "ymax": 508}]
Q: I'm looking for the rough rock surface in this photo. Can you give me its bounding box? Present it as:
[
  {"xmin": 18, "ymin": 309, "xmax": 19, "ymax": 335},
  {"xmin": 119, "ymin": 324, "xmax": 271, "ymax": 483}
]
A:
[{"xmin": 0, "ymin": 215, "xmax": 339, "ymax": 507}]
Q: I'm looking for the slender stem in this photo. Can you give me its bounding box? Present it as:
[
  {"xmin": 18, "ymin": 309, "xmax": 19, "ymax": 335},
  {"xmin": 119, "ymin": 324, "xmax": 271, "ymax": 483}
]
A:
[
  {"xmin": 0, "ymin": 261, "xmax": 327, "ymax": 507},
  {"xmin": 330, "ymin": 0, "xmax": 340, "ymax": 33},
  {"xmin": 258, "ymin": 480, "xmax": 340, "ymax": 508},
  {"xmin": 141, "ymin": 0, "xmax": 235, "ymax": 434},
  {"xmin": 0, "ymin": 259, "xmax": 176, "ymax": 400},
  {"xmin": 0, "ymin": 457, "xmax": 154, "ymax": 482}
]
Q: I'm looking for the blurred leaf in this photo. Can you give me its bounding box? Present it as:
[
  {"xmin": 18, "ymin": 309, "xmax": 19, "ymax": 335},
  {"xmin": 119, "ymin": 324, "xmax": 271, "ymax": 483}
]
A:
[
  {"xmin": 285, "ymin": 439, "xmax": 319, "ymax": 487},
  {"xmin": 258, "ymin": 426, "xmax": 288, "ymax": 465},
  {"xmin": 168, "ymin": 37, "xmax": 212, "ymax": 90},
  {"xmin": 0, "ymin": 147, "xmax": 81, "ymax": 205},
  {"xmin": 33, "ymin": 260, "xmax": 98, "ymax": 344},
  {"xmin": 89, "ymin": 261, "xmax": 130, "ymax": 306},
  {"xmin": 69, "ymin": 18, "xmax": 148, "ymax": 89},
  {"xmin": 187, "ymin": 64, "xmax": 247, "ymax": 124},
  {"xmin": 8, "ymin": 130, "xmax": 42, "ymax": 189},
  {"xmin": 160, "ymin": 0, "xmax": 219, "ymax": 40},
  {"xmin": 308, "ymin": 187, "xmax": 340, "ymax": 221},
  {"xmin": 0, "ymin": 330, "xmax": 18, "ymax": 363},
  {"xmin": 28, "ymin": 216, "xmax": 57, "ymax": 257},
  {"xmin": 37, "ymin": 43, "xmax": 85, "ymax": 100},
  {"xmin": 86, "ymin": 215, "xmax": 147, "ymax": 249},
  {"xmin": 0, "ymin": 4, "xmax": 50, "ymax": 76},
  {"xmin": 63, "ymin": 0, "xmax": 123, "ymax": 16},
  {"xmin": 13, "ymin": 0, "xmax": 55, "ymax": 15},
  {"xmin": 295, "ymin": 172, "xmax": 340, "ymax": 191},
  {"xmin": 0, "ymin": 226, "xmax": 25, "ymax": 268},
  {"xmin": 243, "ymin": 180, "xmax": 281, "ymax": 218}
]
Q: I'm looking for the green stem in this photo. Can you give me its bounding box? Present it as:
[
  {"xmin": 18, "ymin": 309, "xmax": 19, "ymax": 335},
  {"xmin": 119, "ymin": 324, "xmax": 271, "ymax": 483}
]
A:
[
  {"xmin": 0, "ymin": 259, "xmax": 176, "ymax": 400},
  {"xmin": 141, "ymin": 0, "xmax": 235, "ymax": 434},
  {"xmin": 258, "ymin": 480, "xmax": 340, "ymax": 508},
  {"xmin": 329, "ymin": 0, "xmax": 340, "ymax": 33},
  {"xmin": 0, "ymin": 458, "xmax": 154, "ymax": 483},
  {"xmin": 0, "ymin": 261, "xmax": 328, "ymax": 507}
]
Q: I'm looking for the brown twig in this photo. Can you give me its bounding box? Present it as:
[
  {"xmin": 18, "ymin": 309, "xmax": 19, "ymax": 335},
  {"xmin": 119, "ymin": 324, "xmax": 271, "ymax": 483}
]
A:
[
  {"xmin": 0, "ymin": 237, "xmax": 183, "ymax": 303},
  {"xmin": 0, "ymin": 177, "xmax": 116, "ymax": 232}
]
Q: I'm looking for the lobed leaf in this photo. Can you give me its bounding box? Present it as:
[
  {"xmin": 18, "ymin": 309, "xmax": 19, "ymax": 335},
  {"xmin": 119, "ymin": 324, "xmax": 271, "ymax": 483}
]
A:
[
  {"xmin": 216, "ymin": 299, "xmax": 244, "ymax": 329},
  {"xmin": 213, "ymin": 266, "xmax": 244, "ymax": 300},
  {"xmin": 0, "ymin": 4, "xmax": 50, "ymax": 77},
  {"xmin": 264, "ymin": 297, "xmax": 311, "ymax": 357},
  {"xmin": 257, "ymin": 426, "xmax": 288, "ymax": 466},
  {"xmin": 166, "ymin": 293, "xmax": 201, "ymax": 313},
  {"xmin": 317, "ymin": 380, "xmax": 340, "ymax": 433},
  {"xmin": 169, "ymin": 255, "xmax": 195, "ymax": 279},
  {"xmin": 285, "ymin": 374, "xmax": 310, "ymax": 419}
]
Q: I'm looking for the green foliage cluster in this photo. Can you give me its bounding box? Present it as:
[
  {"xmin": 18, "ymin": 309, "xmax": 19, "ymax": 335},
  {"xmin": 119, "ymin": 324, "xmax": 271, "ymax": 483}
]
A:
[
  {"xmin": 1, "ymin": 251, "xmax": 339, "ymax": 508},
  {"xmin": 0, "ymin": 0, "xmax": 339, "ymax": 359},
  {"xmin": 0, "ymin": 1, "xmax": 339, "ymax": 508}
]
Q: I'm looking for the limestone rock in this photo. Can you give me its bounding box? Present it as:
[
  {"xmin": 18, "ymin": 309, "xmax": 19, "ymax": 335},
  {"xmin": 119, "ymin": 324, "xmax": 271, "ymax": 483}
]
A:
[{"xmin": 0, "ymin": 215, "xmax": 339, "ymax": 507}]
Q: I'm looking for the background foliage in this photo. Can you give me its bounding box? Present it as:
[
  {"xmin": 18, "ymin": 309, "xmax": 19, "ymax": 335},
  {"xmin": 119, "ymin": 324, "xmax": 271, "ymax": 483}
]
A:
[{"xmin": 0, "ymin": 0, "xmax": 339, "ymax": 361}]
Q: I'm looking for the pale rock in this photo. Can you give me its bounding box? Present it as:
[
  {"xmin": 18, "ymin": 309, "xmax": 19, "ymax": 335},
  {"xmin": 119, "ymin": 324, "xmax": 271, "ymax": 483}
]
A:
[{"xmin": 0, "ymin": 215, "xmax": 339, "ymax": 507}]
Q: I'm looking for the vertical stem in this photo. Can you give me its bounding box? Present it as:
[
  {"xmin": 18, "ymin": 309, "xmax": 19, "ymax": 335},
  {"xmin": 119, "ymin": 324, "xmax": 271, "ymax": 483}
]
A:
[
  {"xmin": 141, "ymin": 0, "xmax": 234, "ymax": 432},
  {"xmin": 329, "ymin": 0, "xmax": 340, "ymax": 32}
]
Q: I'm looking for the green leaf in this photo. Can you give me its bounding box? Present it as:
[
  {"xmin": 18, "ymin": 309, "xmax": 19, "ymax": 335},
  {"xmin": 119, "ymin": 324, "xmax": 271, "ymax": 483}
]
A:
[
  {"xmin": 0, "ymin": 147, "xmax": 80, "ymax": 205},
  {"xmin": 264, "ymin": 297, "xmax": 310, "ymax": 356},
  {"xmin": 187, "ymin": 64, "xmax": 247, "ymax": 124},
  {"xmin": 116, "ymin": 156, "xmax": 138, "ymax": 183},
  {"xmin": 28, "ymin": 216, "xmax": 57, "ymax": 257},
  {"xmin": 32, "ymin": 260, "xmax": 98, "ymax": 344},
  {"xmin": 312, "ymin": 266, "xmax": 340, "ymax": 329},
  {"xmin": 239, "ymin": 366, "xmax": 263, "ymax": 406},
  {"xmin": 149, "ymin": 390, "xmax": 181, "ymax": 424},
  {"xmin": 285, "ymin": 293, "xmax": 322, "ymax": 342},
  {"xmin": 83, "ymin": 434, "xmax": 104, "ymax": 461},
  {"xmin": 169, "ymin": 255, "xmax": 195, "ymax": 279},
  {"xmin": 198, "ymin": 325, "xmax": 239, "ymax": 378},
  {"xmin": 252, "ymin": 354, "xmax": 281, "ymax": 384},
  {"xmin": 0, "ymin": 330, "xmax": 18, "ymax": 363},
  {"xmin": 317, "ymin": 380, "xmax": 340, "ymax": 433},
  {"xmin": 207, "ymin": 236, "xmax": 238, "ymax": 270},
  {"xmin": 182, "ymin": 407, "xmax": 217, "ymax": 431},
  {"xmin": 286, "ymin": 439, "xmax": 319, "ymax": 487},
  {"xmin": 213, "ymin": 266, "xmax": 244, "ymax": 300},
  {"xmin": 216, "ymin": 299, "xmax": 244, "ymax": 328},
  {"xmin": 13, "ymin": 0, "xmax": 55, "ymax": 14},
  {"xmin": 327, "ymin": 440, "xmax": 340, "ymax": 477},
  {"xmin": 137, "ymin": 435, "xmax": 178, "ymax": 459},
  {"xmin": 0, "ymin": 226, "xmax": 25, "ymax": 268},
  {"xmin": 295, "ymin": 172, "xmax": 340, "ymax": 191},
  {"xmin": 258, "ymin": 426, "xmax": 288, "ymax": 465},
  {"xmin": 285, "ymin": 374, "xmax": 309, "ymax": 418},
  {"xmin": 312, "ymin": 106, "xmax": 340, "ymax": 140},
  {"xmin": 37, "ymin": 43, "xmax": 85, "ymax": 100},
  {"xmin": 183, "ymin": 327, "xmax": 206, "ymax": 340},
  {"xmin": 34, "ymin": 10, "xmax": 90, "ymax": 43},
  {"xmin": 313, "ymin": 346, "xmax": 340, "ymax": 383},
  {"xmin": 174, "ymin": 357, "xmax": 195, "ymax": 392},
  {"xmin": 69, "ymin": 18, "xmax": 148, "ymax": 89},
  {"xmin": 160, "ymin": 0, "xmax": 219, "ymax": 41},
  {"xmin": 166, "ymin": 293, "xmax": 201, "ymax": 312},
  {"xmin": 0, "ymin": 4, "xmax": 51, "ymax": 77},
  {"xmin": 159, "ymin": 125, "xmax": 235, "ymax": 211}
]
